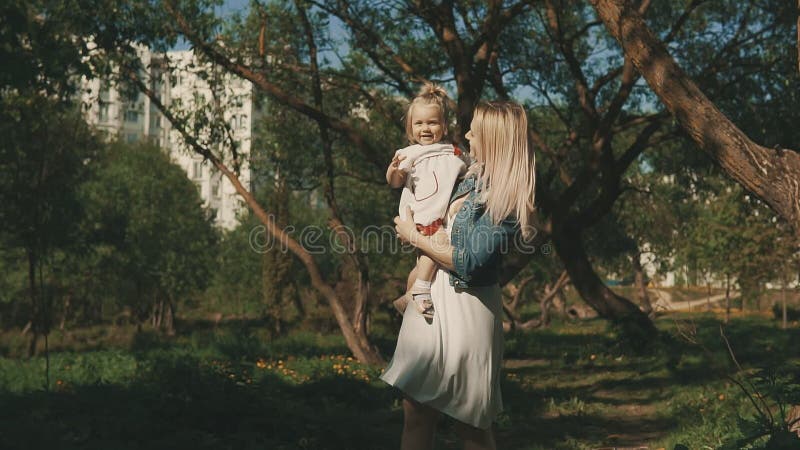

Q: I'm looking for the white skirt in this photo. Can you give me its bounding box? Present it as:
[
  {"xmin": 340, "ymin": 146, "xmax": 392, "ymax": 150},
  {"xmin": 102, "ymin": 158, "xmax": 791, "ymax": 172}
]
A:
[{"xmin": 380, "ymin": 267, "xmax": 505, "ymax": 429}]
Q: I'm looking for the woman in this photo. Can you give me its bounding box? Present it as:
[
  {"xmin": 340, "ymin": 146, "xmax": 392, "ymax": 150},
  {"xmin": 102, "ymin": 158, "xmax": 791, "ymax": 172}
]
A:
[{"xmin": 383, "ymin": 101, "xmax": 537, "ymax": 450}]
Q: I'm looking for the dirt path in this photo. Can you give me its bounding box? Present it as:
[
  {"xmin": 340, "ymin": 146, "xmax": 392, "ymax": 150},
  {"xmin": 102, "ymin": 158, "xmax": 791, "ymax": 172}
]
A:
[{"xmin": 651, "ymin": 289, "xmax": 740, "ymax": 312}]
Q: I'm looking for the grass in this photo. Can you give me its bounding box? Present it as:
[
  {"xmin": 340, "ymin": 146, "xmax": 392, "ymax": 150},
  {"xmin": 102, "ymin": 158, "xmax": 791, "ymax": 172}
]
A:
[{"xmin": 1, "ymin": 313, "xmax": 799, "ymax": 449}]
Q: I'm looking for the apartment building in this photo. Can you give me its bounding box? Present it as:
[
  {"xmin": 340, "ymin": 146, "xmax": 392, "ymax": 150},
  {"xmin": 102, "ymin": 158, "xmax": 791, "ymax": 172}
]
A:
[{"xmin": 81, "ymin": 48, "xmax": 255, "ymax": 230}]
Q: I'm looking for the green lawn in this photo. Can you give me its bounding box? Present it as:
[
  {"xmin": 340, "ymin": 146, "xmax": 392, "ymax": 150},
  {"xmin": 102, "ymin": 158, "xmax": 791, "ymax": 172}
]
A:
[{"xmin": 1, "ymin": 314, "xmax": 799, "ymax": 449}]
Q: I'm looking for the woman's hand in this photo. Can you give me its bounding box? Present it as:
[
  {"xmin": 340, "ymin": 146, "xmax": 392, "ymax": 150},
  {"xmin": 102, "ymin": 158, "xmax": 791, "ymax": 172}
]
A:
[
  {"xmin": 394, "ymin": 206, "xmax": 455, "ymax": 270},
  {"xmin": 394, "ymin": 206, "xmax": 421, "ymax": 245}
]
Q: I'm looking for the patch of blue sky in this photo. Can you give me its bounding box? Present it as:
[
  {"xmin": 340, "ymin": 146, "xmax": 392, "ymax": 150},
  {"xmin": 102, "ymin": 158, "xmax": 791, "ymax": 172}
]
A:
[{"xmin": 173, "ymin": 0, "xmax": 251, "ymax": 50}]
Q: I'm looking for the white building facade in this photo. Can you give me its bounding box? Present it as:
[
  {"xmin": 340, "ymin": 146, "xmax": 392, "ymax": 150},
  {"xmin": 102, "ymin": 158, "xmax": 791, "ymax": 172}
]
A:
[{"xmin": 81, "ymin": 48, "xmax": 256, "ymax": 230}]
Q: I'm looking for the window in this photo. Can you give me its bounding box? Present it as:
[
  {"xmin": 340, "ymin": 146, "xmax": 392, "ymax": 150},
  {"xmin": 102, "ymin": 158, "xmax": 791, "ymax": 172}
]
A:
[
  {"xmin": 211, "ymin": 182, "xmax": 220, "ymax": 197},
  {"xmin": 126, "ymin": 133, "xmax": 139, "ymax": 143},
  {"xmin": 125, "ymin": 110, "xmax": 139, "ymax": 123},
  {"xmin": 98, "ymin": 102, "xmax": 109, "ymax": 122},
  {"xmin": 98, "ymin": 83, "xmax": 110, "ymax": 101},
  {"xmin": 192, "ymin": 161, "xmax": 202, "ymax": 179},
  {"xmin": 150, "ymin": 115, "xmax": 160, "ymax": 129}
]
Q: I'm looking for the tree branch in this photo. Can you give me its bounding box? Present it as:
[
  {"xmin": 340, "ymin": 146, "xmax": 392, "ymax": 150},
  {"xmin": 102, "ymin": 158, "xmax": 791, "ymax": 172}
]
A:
[
  {"xmin": 591, "ymin": 0, "xmax": 800, "ymax": 236},
  {"xmin": 312, "ymin": 0, "xmax": 427, "ymax": 96},
  {"xmin": 125, "ymin": 56, "xmax": 384, "ymax": 364},
  {"xmin": 164, "ymin": 0, "xmax": 385, "ymax": 172},
  {"xmin": 543, "ymin": 0, "xmax": 597, "ymax": 122}
]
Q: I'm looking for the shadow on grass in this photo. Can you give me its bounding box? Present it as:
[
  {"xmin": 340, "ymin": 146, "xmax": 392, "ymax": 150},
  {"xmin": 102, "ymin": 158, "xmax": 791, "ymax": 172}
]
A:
[
  {"xmin": 2, "ymin": 314, "xmax": 796, "ymax": 449},
  {"xmin": 0, "ymin": 354, "xmax": 401, "ymax": 450}
]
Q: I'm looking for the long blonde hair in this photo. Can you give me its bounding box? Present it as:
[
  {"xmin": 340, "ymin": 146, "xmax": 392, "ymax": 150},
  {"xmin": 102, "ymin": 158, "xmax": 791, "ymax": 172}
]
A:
[
  {"xmin": 404, "ymin": 82, "xmax": 451, "ymax": 144},
  {"xmin": 468, "ymin": 101, "xmax": 536, "ymax": 238}
]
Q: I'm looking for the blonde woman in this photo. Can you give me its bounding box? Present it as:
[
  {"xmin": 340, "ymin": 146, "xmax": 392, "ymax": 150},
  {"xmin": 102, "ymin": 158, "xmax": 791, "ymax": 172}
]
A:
[{"xmin": 383, "ymin": 101, "xmax": 536, "ymax": 450}]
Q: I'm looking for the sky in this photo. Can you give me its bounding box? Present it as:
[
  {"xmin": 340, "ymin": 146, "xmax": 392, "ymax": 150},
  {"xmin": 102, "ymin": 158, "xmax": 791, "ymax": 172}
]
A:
[
  {"xmin": 170, "ymin": 1, "xmax": 560, "ymax": 105},
  {"xmin": 173, "ymin": 0, "xmax": 250, "ymax": 50},
  {"xmin": 222, "ymin": 0, "xmax": 249, "ymax": 13}
]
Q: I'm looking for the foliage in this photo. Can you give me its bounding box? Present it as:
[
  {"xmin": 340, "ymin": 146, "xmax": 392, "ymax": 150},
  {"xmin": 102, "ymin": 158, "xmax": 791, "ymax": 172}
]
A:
[
  {"xmin": 0, "ymin": 314, "xmax": 798, "ymax": 449},
  {"xmin": 0, "ymin": 93, "xmax": 103, "ymax": 345},
  {"xmin": 80, "ymin": 142, "xmax": 218, "ymax": 324},
  {"xmin": 718, "ymin": 363, "xmax": 800, "ymax": 449},
  {"xmin": 0, "ymin": 0, "xmax": 94, "ymax": 97}
]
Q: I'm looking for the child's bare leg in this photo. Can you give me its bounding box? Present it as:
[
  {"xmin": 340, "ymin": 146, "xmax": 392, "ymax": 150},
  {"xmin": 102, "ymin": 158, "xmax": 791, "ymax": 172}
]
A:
[
  {"xmin": 410, "ymin": 255, "xmax": 437, "ymax": 320},
  {"xmin": 406, "ymin": 266, "xmax": 418, "ymax": 292},
  {"xmin": 393, "ymin": 267, "xmax": 417, "ymax": 314}
]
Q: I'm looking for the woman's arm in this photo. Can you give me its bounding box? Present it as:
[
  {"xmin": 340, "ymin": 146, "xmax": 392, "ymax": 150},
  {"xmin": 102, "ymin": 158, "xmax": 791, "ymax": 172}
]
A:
[
  {"xmin": 450, "ymin": 217, "xmax": 516, "ymax": 281},
  {"xmin": 395, "ymin": 205, "xmax": 518, "ymax": 280},
  {"xmin": 394, "ymin": 207, "xmax": 455, "ymax": 270}
]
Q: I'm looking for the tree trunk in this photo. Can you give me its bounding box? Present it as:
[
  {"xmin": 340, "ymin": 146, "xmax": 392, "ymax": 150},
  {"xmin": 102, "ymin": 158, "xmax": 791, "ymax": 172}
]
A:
[
  {"xmin": 633, "ymin": 255, "xmax": 653, "ymax": 317},
  {"xmin": 502, "ymin": 272, "xmax": 569, "ymax": 332},
  {"xmin": 296, "ymin": 3, "xmax": 375, "ymax": 361},
  {"xmin": 591, "ymin": 0, "xmax": 800, "ymax": 237},
  {"xmin": 60, "ymin": 294, "xmax": 70, "ymax": 330},
  {"xmin": 783, "ymin": 277, "xmax": 789, "ymax": 330},
  {"xmin": 165, "ymin": 299, "xmax": 175, "ymax": 336},
  {"xmin": 262, "ymin": 173, "xmax": 291, "ymax": 336},
  {"xmin": 740, "ymin": 289, "xmax": 746, "ymax": 312},
  {"xmin": 725, "ymin": 273, "xmax": 731, "ymax": 324},
  {"xmin": 27, "ymin": 250, "xmax": 39, "ymax": 358},
  {"xmin": 555, "ymin": 288, "xmax": 568, "ymax": 317},
  {"xmin": 129, "ymin": 72, "xmax": 384, "ymax": 365},
  {"xmin": 539, "ymin": 290, "xmax": 552, "ymax": 328},
  {"xmin": 552, "ymin": 225, "xmax": 657, "ymax": 340},
  {"xmin": 152, "ymin": 299, "xmax": 163, "ymax": 329}
]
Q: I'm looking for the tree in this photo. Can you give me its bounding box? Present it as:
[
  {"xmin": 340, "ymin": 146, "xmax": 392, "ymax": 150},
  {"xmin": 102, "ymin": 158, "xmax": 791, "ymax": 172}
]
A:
[
  {"xmin": 82, "ymin": 142, "xmax": 217, "ymax": 334},
  {"xmin": 0, "ymin": 94, "xmax": 103, "ymax": 356},
  {"xmin": 0, "ymin": 0, "xmax": 94, "ymax": 98},
  {"xmin": 591, "ymin": 0, "xmax": 800, "ymax": 236},
  {"xmin": 73, "ymin": 0, "xmax": 800, "ymax": 351},
  {"xmin": 131, "ymin": 0, "xmax": 662, "ymax": 338}
]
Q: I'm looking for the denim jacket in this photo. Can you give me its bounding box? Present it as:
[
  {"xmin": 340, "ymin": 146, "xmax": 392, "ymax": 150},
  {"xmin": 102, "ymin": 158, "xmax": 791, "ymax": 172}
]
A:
[{"xmin": 448, "ymin": 176, "xmax": 519, "ymax": 288}]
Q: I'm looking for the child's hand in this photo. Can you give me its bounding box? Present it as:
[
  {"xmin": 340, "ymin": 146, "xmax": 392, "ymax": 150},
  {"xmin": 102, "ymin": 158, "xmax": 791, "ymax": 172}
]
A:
[
  {"xmin": 390, "ymin": 155, "xmax": 407, "ymax": 171},
  {"xmin": 387, "ymin": 155, "xmax": 408, "ymax": 187}
]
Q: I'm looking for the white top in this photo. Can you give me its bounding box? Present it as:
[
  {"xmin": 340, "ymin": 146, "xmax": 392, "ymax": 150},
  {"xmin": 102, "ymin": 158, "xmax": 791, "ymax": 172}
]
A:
[{"xmin": 395, "ymin": 143, "xmax": 468, "ymax": 226}]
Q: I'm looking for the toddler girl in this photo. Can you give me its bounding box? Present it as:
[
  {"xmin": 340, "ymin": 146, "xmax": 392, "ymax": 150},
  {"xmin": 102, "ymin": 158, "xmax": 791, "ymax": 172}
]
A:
[{"xmin": 386, "ymin": 83, "xmax": 468, "ymax": 321}]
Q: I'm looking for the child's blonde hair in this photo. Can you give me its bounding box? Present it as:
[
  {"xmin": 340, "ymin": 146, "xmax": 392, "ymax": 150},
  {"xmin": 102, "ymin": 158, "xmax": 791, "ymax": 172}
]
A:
[
  {"xmin": 468, "ymin": 101, "xmax": 536, "ymax": 239},
  {"xmin": 404, "ymin": 82, "xmax": 451, "ymax": 144}
]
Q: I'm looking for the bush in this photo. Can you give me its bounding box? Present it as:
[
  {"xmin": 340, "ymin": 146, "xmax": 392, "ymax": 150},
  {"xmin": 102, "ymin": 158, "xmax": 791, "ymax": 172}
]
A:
[{"xmin": 772, "ymin": 303, "xmax": 800, "ymax": 322}]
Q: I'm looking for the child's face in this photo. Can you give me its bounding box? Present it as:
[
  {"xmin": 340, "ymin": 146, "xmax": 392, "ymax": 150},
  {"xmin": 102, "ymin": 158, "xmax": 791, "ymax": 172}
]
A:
[{"xmin": 411, "ymin": 104, "xmax": 445, "ymax": 145}]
